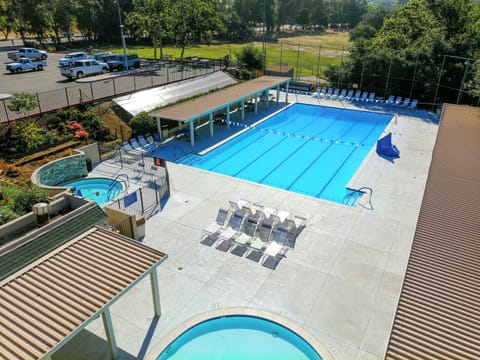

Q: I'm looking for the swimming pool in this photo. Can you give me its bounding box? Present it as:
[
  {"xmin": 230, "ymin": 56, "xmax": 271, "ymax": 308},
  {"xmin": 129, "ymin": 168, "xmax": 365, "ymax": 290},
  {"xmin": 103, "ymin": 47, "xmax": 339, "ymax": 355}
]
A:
[
  {"xmin": 177, "ymin": 104, "xmax": 392, "ymax": 205},
  {"xmin": 156, "ymin": 315, "xmax": 322, "ymax": 360},
  {"xmin": 63, "ymin": 177, "xmax": 122, "ymax": 205}
]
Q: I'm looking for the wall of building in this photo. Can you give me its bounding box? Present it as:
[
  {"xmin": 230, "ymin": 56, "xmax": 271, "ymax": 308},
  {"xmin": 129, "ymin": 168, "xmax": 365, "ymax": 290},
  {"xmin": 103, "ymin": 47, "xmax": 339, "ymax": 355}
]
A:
[{"xmin": 32, "ymin": 153, "xmax": 87, "ymax": 187}]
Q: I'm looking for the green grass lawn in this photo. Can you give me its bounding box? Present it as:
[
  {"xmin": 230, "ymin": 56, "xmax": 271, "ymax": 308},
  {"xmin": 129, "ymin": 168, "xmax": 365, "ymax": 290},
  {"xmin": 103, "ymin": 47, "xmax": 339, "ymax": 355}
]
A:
[{"xmin": 106, "ymin": 32, "xmax": 351, "ymax": 77}]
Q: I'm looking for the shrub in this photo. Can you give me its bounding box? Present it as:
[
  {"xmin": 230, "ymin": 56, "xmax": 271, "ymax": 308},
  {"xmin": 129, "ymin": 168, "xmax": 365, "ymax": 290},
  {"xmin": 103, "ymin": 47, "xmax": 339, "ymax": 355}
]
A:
[
  {"xmin": 11, "ymin": 183, "xmax": 48, "ymax": 214},
  {"xmin": 0, "ymin": 207, "xmax": 19, "ymax": 225},
  {"xmin": 129, "ymin": 112, "xmax": 156, "ymax": 136}
]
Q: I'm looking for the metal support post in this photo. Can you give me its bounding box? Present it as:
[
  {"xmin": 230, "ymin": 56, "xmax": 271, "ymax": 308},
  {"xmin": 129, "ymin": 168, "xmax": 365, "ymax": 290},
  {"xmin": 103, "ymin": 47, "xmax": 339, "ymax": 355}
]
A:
[{"xmin": 150, "ymin": 268, "xmax": 161, "ymax": 317}]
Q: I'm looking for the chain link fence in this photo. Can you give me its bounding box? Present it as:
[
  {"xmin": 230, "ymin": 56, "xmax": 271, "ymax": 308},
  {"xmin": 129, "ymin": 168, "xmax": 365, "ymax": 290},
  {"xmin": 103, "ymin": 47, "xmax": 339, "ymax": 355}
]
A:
[{"xmin": 0, "ymin": 58, "xmax": 225, "ymax": 123}]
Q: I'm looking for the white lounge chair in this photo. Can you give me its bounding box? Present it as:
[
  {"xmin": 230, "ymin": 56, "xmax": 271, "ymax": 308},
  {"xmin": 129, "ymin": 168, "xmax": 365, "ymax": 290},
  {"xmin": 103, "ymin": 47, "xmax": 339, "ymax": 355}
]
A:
[
  {"xmin": 339, "ymin": 89, "xmax": 347, "ymax": 100},
  {"xmin": 246, "ymin": 222, "xmax": 274, "ymax": 261},
  {"xmin": 216, "ymin": 212, "xmax": 247, "ymax": 251},
  {"xmin": 202, "ymin": 208, "xmax": 230, "ymax": 235},
  {"xmin": 325, "ymin": 88, "xmax": 333, "ymax": 99},
  {"xmin": 262, "ymin": 225, "xmax": 289, "ymax": 269}
]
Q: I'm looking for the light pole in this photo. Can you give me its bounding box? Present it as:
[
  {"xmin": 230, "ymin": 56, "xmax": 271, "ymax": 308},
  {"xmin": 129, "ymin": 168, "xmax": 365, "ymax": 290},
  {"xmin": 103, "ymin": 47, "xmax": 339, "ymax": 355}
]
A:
[
  {"xmin": 456, "ymin": 60, "xmax": 471, "ymax": 105},
  {"xmin": 116, "ymin": 0, "xmax": 128, "ymax": 71}
]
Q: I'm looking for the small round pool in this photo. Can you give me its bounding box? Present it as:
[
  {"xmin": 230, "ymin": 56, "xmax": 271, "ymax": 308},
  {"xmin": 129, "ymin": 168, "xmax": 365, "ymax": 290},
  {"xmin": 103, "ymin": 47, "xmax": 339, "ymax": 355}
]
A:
[
  {"xmin": 156, "ymin": 314, "xmax": 324, "ymax": 360},
  {"xmin": 63, "ymin": 177, "xmax": 122, "ymax": 205}
]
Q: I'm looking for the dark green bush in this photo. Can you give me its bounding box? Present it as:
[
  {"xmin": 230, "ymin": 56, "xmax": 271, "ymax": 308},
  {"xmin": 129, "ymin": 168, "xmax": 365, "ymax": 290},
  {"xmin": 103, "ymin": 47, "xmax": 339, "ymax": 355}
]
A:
[
  {"xmin": 11, "ymin": 183, "xmax": 49, "ymax": 214},
  {"xmin": 129, "ymin": 112, "xmax": 156, "ymax": 137}
]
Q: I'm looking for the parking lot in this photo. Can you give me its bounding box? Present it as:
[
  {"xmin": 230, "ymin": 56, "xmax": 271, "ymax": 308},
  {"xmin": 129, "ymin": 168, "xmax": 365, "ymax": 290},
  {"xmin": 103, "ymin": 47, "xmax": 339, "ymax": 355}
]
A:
[{"xmin": 0, "ymin": 46, "xmax": 222, "ymax": 122}]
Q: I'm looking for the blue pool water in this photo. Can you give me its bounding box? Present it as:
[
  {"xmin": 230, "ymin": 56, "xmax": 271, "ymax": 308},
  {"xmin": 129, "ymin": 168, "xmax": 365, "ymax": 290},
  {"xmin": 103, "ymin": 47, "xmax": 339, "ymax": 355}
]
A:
[
  {"xmin": 157, "ymin": 315, "xmax": 321, "ymax": 360},
  {"xmin": 63, "ymin": 177, "xmax": 122, "ymax": 205},
  {"xmin": 177, "ymin": 104, "xmax": 392, "ymax": 205}
]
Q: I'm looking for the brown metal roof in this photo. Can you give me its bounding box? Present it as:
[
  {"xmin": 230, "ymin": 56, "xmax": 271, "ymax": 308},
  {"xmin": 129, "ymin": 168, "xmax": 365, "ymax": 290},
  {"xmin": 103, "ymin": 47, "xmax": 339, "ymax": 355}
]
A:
[
  {"xmin": 385, "ymin": 104, "xmax": 480, "ymax": 359},
  {"xmin": 0, "ymin": 226, "xmax": 167, "ymax": 360},
  {"xmin": 150, "ymin": 75, "xmax": 289, "ymax": 122}
]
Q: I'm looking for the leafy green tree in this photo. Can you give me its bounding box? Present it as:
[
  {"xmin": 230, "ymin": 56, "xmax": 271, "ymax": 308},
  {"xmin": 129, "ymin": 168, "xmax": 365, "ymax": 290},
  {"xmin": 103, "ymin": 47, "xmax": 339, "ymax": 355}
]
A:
[
  {"xmin": 47, "ymin": 0, "xmax": 77, "ymax": 45},
  {"xmin": 336, "ymin": 0, "xmax": 480, "ymax": 104},
  {"xmin": 171, "ymin": 0, "xmax": 223, "ymax": 58},
  {"xmin": 126, "ymin": 0, "xmax": 171, "ymax": 59},
  {"xmin": 235, "ymin": 44, "xmax": 263, "ymax": 78},
  {"xmin": 0, "ymin": 0, "xmax": 16, "ymax": 39}
]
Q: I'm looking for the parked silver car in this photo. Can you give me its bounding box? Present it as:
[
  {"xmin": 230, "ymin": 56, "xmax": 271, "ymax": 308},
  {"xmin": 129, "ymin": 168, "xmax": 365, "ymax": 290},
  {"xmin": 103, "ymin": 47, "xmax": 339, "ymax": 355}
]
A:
[{"xmin": 58, "ymin": 52, "xmax": 88, "ymax": 67}]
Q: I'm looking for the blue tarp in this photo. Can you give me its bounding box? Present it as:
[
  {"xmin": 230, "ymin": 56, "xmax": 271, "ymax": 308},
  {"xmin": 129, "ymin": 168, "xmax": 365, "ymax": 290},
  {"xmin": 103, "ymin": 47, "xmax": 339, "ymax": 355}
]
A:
[{"xmin": 376, "ymin": 133, "xmax": 400, "ymax": 158}]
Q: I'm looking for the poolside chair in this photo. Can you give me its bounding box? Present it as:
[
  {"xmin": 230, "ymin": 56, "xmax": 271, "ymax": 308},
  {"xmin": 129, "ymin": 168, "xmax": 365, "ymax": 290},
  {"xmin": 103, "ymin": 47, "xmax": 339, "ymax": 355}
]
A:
[
  {"xmin": 352, "ymin": 91, "xmax": 361, "ymax": 101},
  {"xmin": 318, "ymin": 87, "xmax": 327, "ymax": 98},
  {"xmin": 280, "ymin": 215, "xmax": 307, "ymax": 248},
  {"xmin": 331, "ymin": 88, "xmax": 340, "ymax": 100},
  {"xmin": 216, "ymin": 212, "xmax": 247, "ymax": 252},
  {"xmin": 400, "ymin": 98, "xmax": 411, "ymax": 107},
  {"xmin": 385, "ymin": 95, "xmax": 395, "ymax": 105},
  {"xmin": 325, "ymin": 88, "xmax": 333, "ymax": 99},
  {"xmin": 262, "ymin": 225, "xmax": 289, "ymax": 270},
  {"xmin": 408, "ymin": 99, "xmax": 418, "ymax": 110},
  {"xmin": 123, "ymin": 140, "xmax": 136, "ymax": 153},
  {"xmin": 366, "ymin": 92, "xmax": 376, "ymax": 103},
  {"xmin": 345, "ymin": 89, "xmax": 354, "ymax": 101},
  {"xmin": 138, "ymin": 135, "xmax": 156, "ymax": 151},
  {"xmin": 360, "ymin": 92, "xmax": 369, "ymax": 102},
  {"xmin": 393, "ymin": 96, "xmax": 403, "ymax": 106},
  {"xmin": 245, "ymin": 224, "xmax": 273, "ymax": 262},
  {"xmin": 339, "ymin": 89, "xmax": 347, "ymax": 100},
  {"xmin": 153, "ymin": 132, "xmax": 161, "ymax": 143},
  {"xmin": 203, "ymin": 208, "xmax": 230, "ymax": 236},
  {"xmin": 230, "ymin": 215, "xmax": 261, "ymax": 256},
  {"xmin": 129, "ymin": 138, "xmax": 146, "ymax": 152}
]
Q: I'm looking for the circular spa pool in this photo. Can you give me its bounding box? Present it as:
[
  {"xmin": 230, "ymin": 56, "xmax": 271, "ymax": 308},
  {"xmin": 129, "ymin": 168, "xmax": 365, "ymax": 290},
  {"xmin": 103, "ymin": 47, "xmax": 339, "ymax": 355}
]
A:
[
  {"xmin": 156, "ymin": 315, "xmax": 323, "ymax": 360},
  {"xmin": 63, "ymin": 177, "xmax": 122, "ymax": 205}
]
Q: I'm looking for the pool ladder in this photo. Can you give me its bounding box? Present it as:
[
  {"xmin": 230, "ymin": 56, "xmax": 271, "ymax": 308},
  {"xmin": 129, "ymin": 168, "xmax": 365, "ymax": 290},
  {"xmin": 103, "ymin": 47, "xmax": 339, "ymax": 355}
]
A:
[{"xmin": 106, "ymin": 173, "xmax": 130, "ymax": 201}]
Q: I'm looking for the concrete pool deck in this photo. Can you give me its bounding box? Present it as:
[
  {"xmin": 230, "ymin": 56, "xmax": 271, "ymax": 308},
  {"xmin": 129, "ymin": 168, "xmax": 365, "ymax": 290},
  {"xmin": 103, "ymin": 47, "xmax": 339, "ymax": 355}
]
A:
[{"xmin": 53, "ymin": 93, "xmax": 439, "ymax": 360}]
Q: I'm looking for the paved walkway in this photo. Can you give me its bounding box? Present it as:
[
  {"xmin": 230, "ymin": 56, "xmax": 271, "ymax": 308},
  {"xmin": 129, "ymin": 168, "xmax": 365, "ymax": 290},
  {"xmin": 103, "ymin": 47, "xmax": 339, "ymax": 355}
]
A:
[{"xmin": 54, "ymin": 93, "xmax": 439, "ymax": 360}]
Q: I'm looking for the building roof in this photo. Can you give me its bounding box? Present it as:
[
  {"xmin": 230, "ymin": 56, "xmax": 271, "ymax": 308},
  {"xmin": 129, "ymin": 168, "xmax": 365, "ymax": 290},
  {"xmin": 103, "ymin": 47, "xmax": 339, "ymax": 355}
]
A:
[
  {"xmin": 385, "ymin": 104, "xmax": 480, "ymax": 359},
  {"xmin": 0, "ymin": 202, "xmax": 106, "ymax": 280},
  {"xmin": 0, "ymin": 226, "xmax": 167, "ymax": 360},
  {"xmin": 149, "ymin": 75, "xmax": 289, "ymax": 122}
]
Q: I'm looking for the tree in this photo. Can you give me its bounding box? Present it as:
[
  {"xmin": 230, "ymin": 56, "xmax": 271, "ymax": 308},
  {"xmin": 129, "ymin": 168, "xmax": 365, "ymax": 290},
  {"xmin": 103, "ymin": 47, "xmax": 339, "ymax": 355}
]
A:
[
  {"xmin": 336, "ymin": 0, "xmax": 480, "ymax": 104},
  {"xmin": 126, "ymin": 0, "xmax": 171, "ymax": 59},
  {"xmin": 129, "ymin": 112, "xmax": 156, "ymax": 136},
  {"xmin": 171, "ymin": 0, "xmax": 223, "ymax": 58},
  {"xmin": 235, "ymin": 44, "xmax": 263, "ymax": 78},
  {"xmin": 0, "ymin": 0, "xmax": 16, "ymax": 39}
]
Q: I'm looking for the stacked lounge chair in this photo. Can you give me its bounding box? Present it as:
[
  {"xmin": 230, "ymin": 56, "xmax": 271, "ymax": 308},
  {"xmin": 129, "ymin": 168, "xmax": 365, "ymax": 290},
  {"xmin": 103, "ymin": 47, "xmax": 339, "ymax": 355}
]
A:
[{"xmin": 200, "ymin": 200, "xmax": 307, "ymax": 269}]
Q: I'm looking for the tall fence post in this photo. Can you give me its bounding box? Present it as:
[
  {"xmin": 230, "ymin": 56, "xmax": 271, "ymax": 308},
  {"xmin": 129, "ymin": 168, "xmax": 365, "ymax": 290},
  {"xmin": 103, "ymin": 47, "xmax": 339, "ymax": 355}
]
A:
[
  {"xmin": 139, "ymin": 189, "xmax": 145, "ymax": 214},
  {"xmin": 65, "ymin": 88, "xmax": 70, "ymax": 108},
  {"xmin": 2, "ymin": 99, "xmax": 10, "ymax": 123},
  {"xmin": 279, "ymin": 43, "xmax": 284, "ymax": 73},
  {"xmin": 433, "ymin": 55, "xmax": 446, "ymax": 110},
  {"xmin": 316, "ymin": 45, "xmax": 321, "ymax": 87},
  {"xmin": 133, "ymin": 74, "xmax": 137, "ymax": 91},
  {"xmin": 295, "ymin": 43, "xmax": 300, "ymax": 81},
  {"xmin": 409, "ymin": 52, "xmax": 420, "ymax": 100},
  {"xmin": 113, "ymin": 78, "xmax": 117, "ymax": 96},
  {"xmin": 90, "ymin": 83, "xmax": 94, "ymax": 102},
  {"xmin": 383, "ymin": 58, "xmax": 393, "ymax": 98},
  {"xmin": 36, "ymin": 93, "xmax": 42, "ymax": 115}
]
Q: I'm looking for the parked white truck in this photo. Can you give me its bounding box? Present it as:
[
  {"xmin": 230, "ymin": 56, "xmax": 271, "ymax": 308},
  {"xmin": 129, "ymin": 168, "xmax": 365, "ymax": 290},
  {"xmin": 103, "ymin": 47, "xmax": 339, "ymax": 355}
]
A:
[
  {"xmin": 60, "ymin": 60, "xmax": 109, "ymax": 79},
  {"xmin": 6, "ymin": 58, "xmax": 47, "ymax": 73},
  {"xmin": 7, "ymin": 47, "xmax": 48, "ymax": 61}
]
